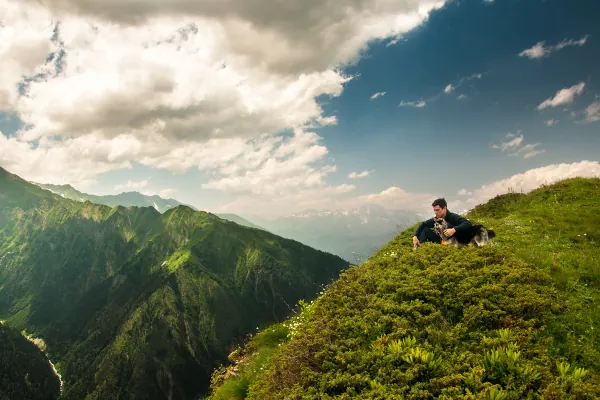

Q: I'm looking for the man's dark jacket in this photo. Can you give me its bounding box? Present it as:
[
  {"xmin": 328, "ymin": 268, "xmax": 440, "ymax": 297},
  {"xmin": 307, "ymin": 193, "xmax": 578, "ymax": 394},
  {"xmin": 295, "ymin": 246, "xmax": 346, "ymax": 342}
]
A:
[{"xmin": 414, "ymin": 211, "xmax": 472, "ymax": 241}]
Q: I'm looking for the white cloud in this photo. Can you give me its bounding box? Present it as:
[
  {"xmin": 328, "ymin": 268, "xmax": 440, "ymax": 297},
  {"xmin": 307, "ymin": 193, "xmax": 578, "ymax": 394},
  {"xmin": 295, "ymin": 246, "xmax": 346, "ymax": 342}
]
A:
[
  {"xmin": 370, "ymin": 92, "xmax": 387, "ymax": 100},
  {"xmin": 492, "ymin": 132, "xmax": 545, "ymax": 159},
  {"xmin": 114, "ymin": 177, "xmax": 150, "ymax": 192},
  {"xmin": 515, "ymin": 143, "xmax": 546, "ymax": 159},
  {"xmin": 348, "ymin": 170, "xmax": 375, "ymax": 179},
  {"xmin": 519, "ymin": 35, "xmax": 589, "ymax": 59},
  {"xmin": 399, "ymin": 100, "xmax": 426, "ymax": 108},
  {"xmin": 465, "ymin": 161, "xmax": 600, "ymax": 207},
  {"xmin": 537, "ymin": 82, "xmax": 585, "ymax": 110},
  {"xmin": 214, "ymin": 184, "xmax": 357, "ymax": 218},
  {"xmin": 519, "ymin": 42, "xmax": 547, "ymax": 59},
  {"xmin": 0, "ymin": 0, "xmax": 447, "ymax": 198},
  {"xmin": 222, "ymin": 161, "xmax": 600, "ymax": 218},
  {"xmin": 544, "ymin": 119, "xmax": 558, "ymax": 126},
  {"xmin": 201, "ymin": 129, "xmax": 335, "ymax": 196},
  {"xmin": 441, "ymin": 72, "xmax": 481, "ymax": 99},
  {"xmin": 585, "ymin": 101, "xmax": 600, "ymax": 122},
  {"xmin": 158, "ymin": 188, "xmax": 177, "ymax": 199},
  {"xmin": 457, "ymin": 94, "xmax": 467, "ymax": 100},
  {"xmin": 500, "ymin": 134, "xmax": 524, "ymax": 151}
]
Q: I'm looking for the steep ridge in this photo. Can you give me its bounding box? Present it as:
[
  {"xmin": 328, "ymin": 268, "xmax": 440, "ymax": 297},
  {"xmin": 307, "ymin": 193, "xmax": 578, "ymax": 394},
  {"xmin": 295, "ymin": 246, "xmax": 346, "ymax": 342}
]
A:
[
  {"xmin": 35, "ymin": 182, "xmax": 188, "ymax": 213},
  {"xmin": 210, "ymin": 177, "xmax": 600, "ymax": 399},
  {"xmin": 0, "ymin": 322, "xmax": 61, "ymax": 400},
  {"xmin": 0, "ymin": 166, "xmax": 349, "ymax": 399}
]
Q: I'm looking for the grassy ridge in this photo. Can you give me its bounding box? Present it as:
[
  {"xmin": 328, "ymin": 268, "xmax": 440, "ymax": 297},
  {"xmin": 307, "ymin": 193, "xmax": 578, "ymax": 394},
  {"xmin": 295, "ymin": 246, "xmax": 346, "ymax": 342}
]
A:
[{"xmin": 210, "ymin": 177, "xmax": 600, "ymax": 399}]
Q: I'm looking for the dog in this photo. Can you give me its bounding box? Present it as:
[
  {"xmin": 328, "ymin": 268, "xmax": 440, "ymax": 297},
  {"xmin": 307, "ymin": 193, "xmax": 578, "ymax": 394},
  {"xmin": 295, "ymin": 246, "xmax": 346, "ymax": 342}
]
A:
[{"xmin": 433, "ymin": 217, "xmax": 496, "ymax": 248}]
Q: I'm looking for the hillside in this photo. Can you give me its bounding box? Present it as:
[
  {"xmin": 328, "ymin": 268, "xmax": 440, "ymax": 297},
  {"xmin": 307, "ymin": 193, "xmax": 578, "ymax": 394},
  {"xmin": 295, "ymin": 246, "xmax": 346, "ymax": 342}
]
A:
[
  {"xmin": 210, "ymin": 177, "xmax": 600, "ymax": 399},
  {"xmin": 0, "ymin": 322, "xmax": 61, "ymax": 400},
  {"xmin": 0, "ymin": 166, "xmax": 349, "ymax": 399}
]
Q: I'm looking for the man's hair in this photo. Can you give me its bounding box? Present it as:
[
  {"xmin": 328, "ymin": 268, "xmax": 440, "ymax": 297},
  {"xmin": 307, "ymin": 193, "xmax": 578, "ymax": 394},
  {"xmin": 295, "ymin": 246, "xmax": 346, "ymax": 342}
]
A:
[{"xmin": 432, "ymin": 198, "xmax": 447, "ymax": 208}]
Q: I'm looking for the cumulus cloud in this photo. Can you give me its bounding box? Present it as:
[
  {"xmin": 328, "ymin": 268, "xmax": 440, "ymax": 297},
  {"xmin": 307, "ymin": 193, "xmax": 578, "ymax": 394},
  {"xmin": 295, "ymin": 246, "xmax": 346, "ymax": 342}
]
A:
[
  {"xmin": 348, "ymin": 170, "xmax": 375, "ymax": 179},
  {"xmin": 444, "ymin": 84, "xmax": 454, "ymax": 94},
  {"xmin": 519, "ymin": 35, "xmax": 589, "ymax": 59},
  {"xmin": 0, "ymin": 0, "xmax": 447, "ymax": 203},
  {"xmin": 201, "ymin": 129, "xmax": 335, "ymax": 196},
  {"xmin": 465, "ymin": 161, "xmax": 600, "ymax": 206},
  {"xmin": 398, "ymin": 100, "xmax": 426, "ymax": 108},
  {"xmin": 114, "ymin": 177, "xmax": 151, "ymax": 192},
  {"xmin": 537, "ymin": 82, "xmax": 585, "ymax": 110},
  {"xmin": 370, "ymin": 92, "xmax": 387, "ymax": 100},
  {"xmin": 585, "ymin": 101, "xmax": 600, "ymax": 122},
  {"xmin": 216, "ymin": 160, "xmax": 600, "ymax": 218}
]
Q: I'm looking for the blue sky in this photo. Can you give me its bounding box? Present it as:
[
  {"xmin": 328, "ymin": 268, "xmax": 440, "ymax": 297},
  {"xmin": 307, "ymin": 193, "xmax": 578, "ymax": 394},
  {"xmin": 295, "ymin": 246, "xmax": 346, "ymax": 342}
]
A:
[
  {"xmin": 322, "ymin": 0, "xmax": 600, "ymax": 195},
  {"xmin": 1, "ymin": 0, "xmax": 599, "ymax": 218}
]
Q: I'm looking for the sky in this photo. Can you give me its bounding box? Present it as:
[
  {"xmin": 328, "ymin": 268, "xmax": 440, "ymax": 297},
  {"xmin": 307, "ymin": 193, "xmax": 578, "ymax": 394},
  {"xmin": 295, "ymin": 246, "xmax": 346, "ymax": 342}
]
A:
[{"xmin": 1, "ymin": 0, "xmax": 599, "ymax": 218}]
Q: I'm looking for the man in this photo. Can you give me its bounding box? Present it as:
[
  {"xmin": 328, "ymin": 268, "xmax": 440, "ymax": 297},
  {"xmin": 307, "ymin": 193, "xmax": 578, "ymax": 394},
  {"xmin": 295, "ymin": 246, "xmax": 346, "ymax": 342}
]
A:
[{"xmin": 413, "ymin": 198, "xmax": 472, "ymax": 249}]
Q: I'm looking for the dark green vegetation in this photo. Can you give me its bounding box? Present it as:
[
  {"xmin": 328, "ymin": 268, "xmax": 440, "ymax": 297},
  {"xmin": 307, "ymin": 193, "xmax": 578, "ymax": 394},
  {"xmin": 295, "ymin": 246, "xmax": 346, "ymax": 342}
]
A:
[
  {"xmin": 0, "ymin": 322, "xmax": 61, "ymax": 400},
  {"xmin": 35, "ymin": 183, "xmax": 268, "ymax": 231},
  {"xmin": 0, "ymin": 166, "xmax": 349, "ymax": 399},
  {"xmin": 210, "ymin": 177, "xmax": 600, "ymax": 399}
]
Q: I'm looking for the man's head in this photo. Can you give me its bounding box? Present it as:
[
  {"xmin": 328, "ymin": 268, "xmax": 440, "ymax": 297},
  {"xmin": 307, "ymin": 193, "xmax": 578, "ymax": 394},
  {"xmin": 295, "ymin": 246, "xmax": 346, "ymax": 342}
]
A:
[{"xmin": 431, "ymin": 198, "xmax": 447, "ymax": 218}]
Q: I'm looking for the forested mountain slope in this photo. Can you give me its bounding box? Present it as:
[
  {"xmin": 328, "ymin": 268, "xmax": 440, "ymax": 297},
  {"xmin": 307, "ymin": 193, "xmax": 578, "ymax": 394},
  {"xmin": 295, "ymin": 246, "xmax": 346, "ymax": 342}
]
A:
[{"xmin": 0, "ymin": 166, "xmax": 349, "ymax": 399}]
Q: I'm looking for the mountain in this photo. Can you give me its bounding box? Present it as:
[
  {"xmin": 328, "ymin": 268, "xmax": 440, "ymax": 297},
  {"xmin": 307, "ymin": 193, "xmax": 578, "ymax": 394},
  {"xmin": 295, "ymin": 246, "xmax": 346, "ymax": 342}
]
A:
[
  {"xmin": 0, "ymin": 322, "xmax": 61, "ymax": 400},
  {"xmin": 250, "ymin": 205, "xmax": 421, "ymax": 263},
  {"xmin": 211, "ymin": 177, "xmax": 600, "ymax": 399},
  {"xmin": 35, "ymin": 182, "xmax": 190, "ymax": 213},
  {"xmin": 35, "ymin": 183, "xmax": 267, "ymax": 231},
  {"xmin": 34, "ymin": 182, "xmax": 411, "ymax": 262},
  {"xmin": 0, "ymin": 166, "xmax": 349, "ymax": 400}
]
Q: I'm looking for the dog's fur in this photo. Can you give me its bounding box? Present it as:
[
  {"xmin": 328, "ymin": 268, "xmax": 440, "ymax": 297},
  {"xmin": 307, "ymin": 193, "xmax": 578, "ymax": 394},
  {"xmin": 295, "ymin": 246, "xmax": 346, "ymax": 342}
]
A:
[{"xmin": 433, "ymin": 217, "xmax": 496, "ymax": 248}]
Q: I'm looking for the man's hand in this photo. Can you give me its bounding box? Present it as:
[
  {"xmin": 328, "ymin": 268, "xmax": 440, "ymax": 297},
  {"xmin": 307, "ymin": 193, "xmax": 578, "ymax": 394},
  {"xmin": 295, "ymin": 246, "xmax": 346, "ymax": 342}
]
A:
[
  {"xmin": 444, "ymin": 228, "xmax": 456, "ymax": 237},
  {"xmin": 413, "ymin": 236, "xmax": 420, "ymax": 248}
]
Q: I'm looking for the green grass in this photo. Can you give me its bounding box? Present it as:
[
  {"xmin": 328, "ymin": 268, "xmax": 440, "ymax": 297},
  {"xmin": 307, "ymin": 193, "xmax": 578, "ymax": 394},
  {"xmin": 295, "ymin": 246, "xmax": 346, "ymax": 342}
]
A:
[{"xmin": 209, "ymin": 177, "xmax": 600, "ymax": 399}]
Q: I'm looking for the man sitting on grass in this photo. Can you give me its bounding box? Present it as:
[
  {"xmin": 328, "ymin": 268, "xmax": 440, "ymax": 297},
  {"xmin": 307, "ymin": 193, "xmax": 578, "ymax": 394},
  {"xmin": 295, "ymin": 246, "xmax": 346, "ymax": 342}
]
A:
[{"xmin": 413, "ymin": 198, "xmax": 472, "ymax": 249}]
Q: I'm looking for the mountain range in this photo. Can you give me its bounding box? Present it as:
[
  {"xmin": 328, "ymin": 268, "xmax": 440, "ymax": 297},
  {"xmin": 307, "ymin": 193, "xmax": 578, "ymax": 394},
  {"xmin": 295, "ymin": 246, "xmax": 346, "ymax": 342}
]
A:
[
  {"xmin": 0, "ymin": 166, "xmax": 349, "ymax": 399},
  {"xmin": 33, "ymin": 183, "xmax": 420, "ymax": 263},
  {"xmin": 35, "ymin": 183, "xmax": 192, "ymax": 214}
]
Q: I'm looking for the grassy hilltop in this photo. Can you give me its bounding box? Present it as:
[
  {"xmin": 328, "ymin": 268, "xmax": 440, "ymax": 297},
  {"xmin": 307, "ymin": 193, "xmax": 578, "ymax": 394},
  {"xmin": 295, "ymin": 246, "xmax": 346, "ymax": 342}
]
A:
[{"xmin": 210, "ymin": 177, "xmax": 600, "ymax": 399}]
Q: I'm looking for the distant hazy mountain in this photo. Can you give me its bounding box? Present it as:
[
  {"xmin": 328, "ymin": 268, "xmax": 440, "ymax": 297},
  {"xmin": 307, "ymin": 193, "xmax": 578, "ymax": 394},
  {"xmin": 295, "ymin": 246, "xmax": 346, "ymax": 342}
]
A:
[
  {"xmin": 35, "ymin": 183, "xmax": 189, "ymax": 213},
  {"xmin": 249, "ymin": 204, "xmax": 421, "ymax": 263}
]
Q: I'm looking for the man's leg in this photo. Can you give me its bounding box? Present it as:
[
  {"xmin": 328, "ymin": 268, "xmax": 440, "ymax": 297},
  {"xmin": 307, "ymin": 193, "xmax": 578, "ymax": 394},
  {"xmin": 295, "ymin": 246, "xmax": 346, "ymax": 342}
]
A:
[{"xmin": 418, "ymin": 228, "xmax": 441, "ymax": 245}]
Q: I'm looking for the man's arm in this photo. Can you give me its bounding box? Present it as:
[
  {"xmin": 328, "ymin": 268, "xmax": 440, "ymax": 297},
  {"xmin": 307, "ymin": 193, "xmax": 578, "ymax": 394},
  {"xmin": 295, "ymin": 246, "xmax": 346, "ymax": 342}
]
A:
[
  {"xmin": 414, "ymin": 218, "xmax": 434, "ymax": 237},
  {"xmin": 447, "ymin": 212, "xmax": 472, "ymax": 233}
]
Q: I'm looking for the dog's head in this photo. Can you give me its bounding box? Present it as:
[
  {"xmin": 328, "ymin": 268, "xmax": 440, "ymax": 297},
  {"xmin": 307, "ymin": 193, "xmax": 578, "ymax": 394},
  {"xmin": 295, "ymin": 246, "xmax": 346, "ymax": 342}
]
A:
[{"xmin": 433, "ymin": 217, "xmax": 447, "ymax": 237}]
